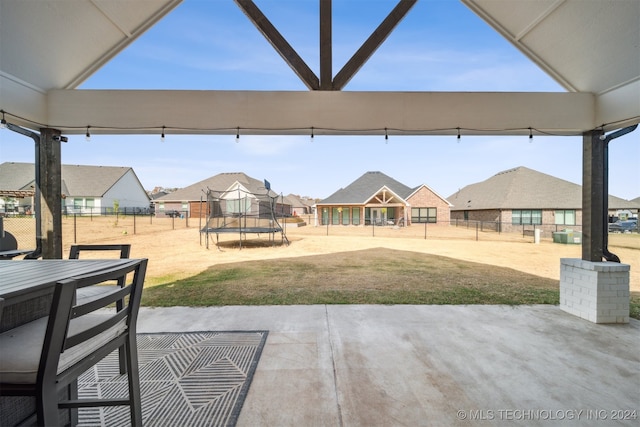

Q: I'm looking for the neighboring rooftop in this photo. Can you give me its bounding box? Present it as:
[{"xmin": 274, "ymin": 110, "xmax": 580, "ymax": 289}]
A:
[{"xmin": 448, "ymin": 166, "xmax": 638, "ymax": 211}]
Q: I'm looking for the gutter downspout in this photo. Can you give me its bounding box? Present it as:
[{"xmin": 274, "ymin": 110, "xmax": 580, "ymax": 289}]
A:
[{"xmin": 600, "ymin": 124, "xmax": 638, "ymax": 263}]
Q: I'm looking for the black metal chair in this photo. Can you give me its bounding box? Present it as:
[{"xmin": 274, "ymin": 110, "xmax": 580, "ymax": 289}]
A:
[
  {"xmin": 68, "ymin": 244, "xmax": 131, "ymax": 260},
  {"xmin": 70, "ymin": 244, "xmax": 132, "ymax": 374},
  {"xmin": 0, "ymin": 258, "xmax": 147, "ymax": 426}
]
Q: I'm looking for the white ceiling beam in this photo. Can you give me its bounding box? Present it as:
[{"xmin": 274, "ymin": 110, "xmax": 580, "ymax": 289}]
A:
[{"xmin": 40, "ymin": 89, "xmax": 595, "ymax": 136}]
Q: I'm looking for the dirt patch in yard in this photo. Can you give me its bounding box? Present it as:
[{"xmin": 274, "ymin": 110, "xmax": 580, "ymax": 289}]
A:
[{"xmin": 54, "ymin": 217, "xmax": 639, "ymax": 292}]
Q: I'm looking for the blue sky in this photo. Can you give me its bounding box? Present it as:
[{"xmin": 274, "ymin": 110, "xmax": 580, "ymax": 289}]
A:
[{"xmin": 1, "ymin": 0, "xmax": 638, "ymax": 200}]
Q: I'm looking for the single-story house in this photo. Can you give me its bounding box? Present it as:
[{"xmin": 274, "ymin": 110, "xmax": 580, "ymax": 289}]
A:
[
  {"xmin": 154, "ymin": 172, "xmax": 290, "ymax": 219},
  {"xmin": 0, "ymin": 162, "xmax": 150, "ymax": 215},
  {"xmin": 447, "ymin": 166, "xmax": 639, "ymax": 233},
  {"xmin": 315, "ymin": 171, "xmax": 451, "ymax": 227},
  {"xmin": 283, "ymin": 194, "xmax": 315, "ymax": 217}
]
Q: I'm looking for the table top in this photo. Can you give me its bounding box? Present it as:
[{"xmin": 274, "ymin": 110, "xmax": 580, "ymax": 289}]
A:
[
  {"xmin": 0, "ymin": 249, "xmax": 34, "ymax": 260},
  {"xmin": 0, "ymin": 259, "xmax": 136, "ymax": 302}
]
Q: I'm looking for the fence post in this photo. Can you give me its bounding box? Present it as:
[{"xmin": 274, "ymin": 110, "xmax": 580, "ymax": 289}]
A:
[
  {"xmin": 424, "ymin": 221, "xmax": 427, "ymax": 240},
  {"xmin": 133, "ymin": 210, "xmax": 137, "ymax": 235},
  {"xmin": 73, "ymin": 213, "xmax": 77, "ymax": 243},
  {"xmin": 476, "ymin": 222, "xmax": 479, "ymax": 241}
]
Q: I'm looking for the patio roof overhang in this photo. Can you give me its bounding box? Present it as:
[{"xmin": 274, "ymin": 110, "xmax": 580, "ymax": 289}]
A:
[
  {"xmin": 33, "ymin": 90, "xmax": 596, "ymax": 137},
  {"xmin": 1, "ymin": 0, "xmax": 638, "ymax": 136}
]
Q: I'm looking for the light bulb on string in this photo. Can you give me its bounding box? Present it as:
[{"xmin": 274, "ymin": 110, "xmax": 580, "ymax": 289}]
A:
[
  {"xmin": 0, "ymin": 110, "xmax": 7, "ymax": 129},
  {"xmin": 457, "ymin": 127, "xmax": 461, "ymax": 143},
  {"xmin": 384, "ymin": 128, "xmax": 388, "ymax": 144},
  {"xmin": 528, "ymin": 127, "xmax": 533, "ymax": 143},
  {"xmin": 85, "ymin": 126, "xmax": 91, "ymax": 142},
  {"xmin": 236, "ymin": 127, "xmax": 240, "ymax": 143},
  {"xmin": 161, "ymin": 126, "xmax": 166, "ymax": 142},
  {"xmin": 310, "ymin": 126, "xmax": 314, "ymax": 142}
]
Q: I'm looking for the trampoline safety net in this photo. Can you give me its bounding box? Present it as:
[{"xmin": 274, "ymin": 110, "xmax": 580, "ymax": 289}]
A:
[{"xmin": 201, "ymin": 185, "xmax": 289, "ymax": 249}]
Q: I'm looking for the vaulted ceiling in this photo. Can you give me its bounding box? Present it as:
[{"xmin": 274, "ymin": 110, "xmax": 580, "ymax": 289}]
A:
[{"xmin": 1, "ymin": 0, "xmax": 638, "ymax": 136}]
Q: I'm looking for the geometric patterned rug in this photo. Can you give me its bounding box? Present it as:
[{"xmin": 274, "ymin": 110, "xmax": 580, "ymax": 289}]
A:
[{"xmin": 77, "ymin": 331, "xmax": 268, "ymax": 427}]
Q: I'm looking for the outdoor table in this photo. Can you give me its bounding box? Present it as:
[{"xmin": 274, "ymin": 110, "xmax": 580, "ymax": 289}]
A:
[
  {"xmin": 0, "ymin": 249, "xmax": 34, "ymax": 260},
  {"xmin": 0, "ymin": 259, "xmax": 135, "ymax": 331},
  {"xmin": 0, "ymin": 258, "xmax": 138, "ymax": 426}
]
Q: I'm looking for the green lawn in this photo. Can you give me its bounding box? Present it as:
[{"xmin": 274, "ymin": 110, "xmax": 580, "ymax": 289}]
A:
[{"xmin": 142, "ymin": 247, "xmax": 639, "ymax": 320}]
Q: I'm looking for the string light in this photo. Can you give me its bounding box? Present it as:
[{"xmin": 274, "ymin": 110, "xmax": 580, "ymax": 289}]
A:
[
  {"xmin": 310, "ymin": 126, "xmax": 314, "ymax": 141},
  {"xmin": 528, "ymin": 127, "xmax": 533, "ymax": 142},
  {"xmin": 85, "ymin": 126, "xmax": 91, "ymax": 142},
  {"xmin": 457, "ymin": 127, "xmax": 461, "ymax": 143},
  {"xmin": 236, "ymin": 126, "xmax": 240, "ymax": 142},
  {"xmin": 1, "ymin": 109, "xmax": 636, "ymax": 138},
  {"xmin": 161, "ymin": 126, "xmax": 166, "ymax": 142},
  {"xmin": 384, "ymin": 127, "xmax": 388, "ymax": 143},
  {"xmin": 0, "ymin": 110, "xmax": 6, "ymax": 129}
]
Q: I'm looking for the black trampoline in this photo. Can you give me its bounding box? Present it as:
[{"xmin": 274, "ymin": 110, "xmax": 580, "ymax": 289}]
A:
[{"xmin": 200, "ymin": 181, "xmax": 289, "ymax": 249}]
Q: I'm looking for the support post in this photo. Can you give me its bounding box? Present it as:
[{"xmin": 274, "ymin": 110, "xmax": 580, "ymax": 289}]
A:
[
  {"xmin": 37, "ymin": 128, "xmax": 63, "ymax": 259},
  {"xmin": 582, "ymin": 129, "xmax": 605, "ymax": 262}
]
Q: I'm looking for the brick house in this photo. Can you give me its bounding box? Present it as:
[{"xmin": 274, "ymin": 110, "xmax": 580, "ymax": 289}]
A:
[
  {"xmin": 315, "ymin": 171, "xmax": 451, "ymax": 227},
  {"xmin": 154, "ymin": 172, "xmax": 290, "ymax": 219},
  {"xmin": 447, "ymin": 166, "xmax": 638, "ymax": 233}
]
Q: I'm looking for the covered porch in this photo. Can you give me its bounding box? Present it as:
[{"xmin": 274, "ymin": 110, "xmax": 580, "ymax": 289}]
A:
[{"xmin": 136, "ymin": 304, "xmax": 639, "ymax": 426}]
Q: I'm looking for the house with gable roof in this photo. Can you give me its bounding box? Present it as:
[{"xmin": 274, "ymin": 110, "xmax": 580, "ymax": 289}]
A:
[
  {"xmin": 0, "ymin": 162, "xmax": 150, "ymax": 215},
  {"xmin": 315, "ymin": 171, "xmax": 451, "ymax": 227},
  {"xmin": 447, "ymin": 166, "xmax": 639, "ymax": 233},
  {"xmin": 283, "ymin": 194, "xmax": 315, "ymax": 217},
  {"xmin": 154, "ymin": 172, "xmax": 290, "ymax": 218}
]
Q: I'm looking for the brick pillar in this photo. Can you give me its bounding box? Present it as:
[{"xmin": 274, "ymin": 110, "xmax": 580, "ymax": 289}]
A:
[{"xmin": 560, "ymin": 258, "xmax": 630, "ymax": 323}]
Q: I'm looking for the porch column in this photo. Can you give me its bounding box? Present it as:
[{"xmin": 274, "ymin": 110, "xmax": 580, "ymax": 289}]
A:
[
  {"xmin": 581, "ymin": 129, "xmax": 605, "ymax": 262},
  {"xmin": 559, "ymin": 129, "xmax": 630, "ymax": 323},
  {"xmin": 37, "ymin": 128, "xmax": 63, "ymax": 259}
]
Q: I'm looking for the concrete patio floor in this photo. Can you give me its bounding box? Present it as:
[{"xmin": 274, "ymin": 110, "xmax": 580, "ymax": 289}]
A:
[{"xmin": 137, "ymin": 305, "xmax": 639, "ymax": 426}]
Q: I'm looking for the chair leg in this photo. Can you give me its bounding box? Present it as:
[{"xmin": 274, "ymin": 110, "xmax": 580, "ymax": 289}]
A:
[
  {"xmin": 125, "ymin": 335, "xmax": 143, "ymax": 426},
  {"xmin": 68, "ymin": 380, "xmax": 79, "ymax": 426},
  {"xmin": 116, "ymin": 298, "xmax": 127, "ymax": 375},
  {"xmin": 37, "ymin": 385, "xmax": 60, "ymax": 427},
  {"xmin": 118, "ymin": 345, "xmax": 127, "ymax": 375}
]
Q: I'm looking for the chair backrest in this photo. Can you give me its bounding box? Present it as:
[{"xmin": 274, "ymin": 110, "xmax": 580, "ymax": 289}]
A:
[
  {"xmin": 69, "ymin": 244, "xmax": 131, "ymax": 259},
  {"xmin": 38, "ymin": 258, "xmax": 147, "ymax": 389},
  {"xmin": 0, "ymin": 231, "xmax": 18, "ymax": 251}
]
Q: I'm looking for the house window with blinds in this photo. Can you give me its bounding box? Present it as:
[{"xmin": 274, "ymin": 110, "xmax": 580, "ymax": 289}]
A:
[
  {"xmin": 411, "ymin": 207, "xmax": 437, "ymax": 223},
  {"xmin": 512, "ymin": 209, "xmax": 542, "ymax": 225},
  {"xmin": 555, "ymin": 210, "xmax": 576, "ymax": 225}
]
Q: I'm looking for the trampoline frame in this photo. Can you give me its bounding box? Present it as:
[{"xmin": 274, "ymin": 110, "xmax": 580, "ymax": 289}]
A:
[{"xmin": 200, "ymin": 184, "xmax": 289, "ymax": 250}]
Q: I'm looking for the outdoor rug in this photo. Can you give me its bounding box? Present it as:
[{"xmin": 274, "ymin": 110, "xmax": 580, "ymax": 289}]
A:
[{"xmin": 77, "ymin": 331, "xmax": 268, "ymax": 427}]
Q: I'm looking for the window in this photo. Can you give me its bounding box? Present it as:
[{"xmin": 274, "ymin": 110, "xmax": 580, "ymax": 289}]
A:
[
  {"xmin": 342, "ymin": 208, "xmax": 350, "ymax": 225},
  {"xmin": 352, "ymin": 208, "xmax": 360, "ymax": 225},
  {"xmin": 332, "ymin": 208, "xmax": 340, "ymax": 225},
  {"xmin": 512, "ymin": 210, "xmax": 542, "ymax": 225},
  {"xmin": 73, "ymin": 198, "xmax": 83, "ymax": 211},
  {"xmin": 86, "ymin": 198, "xmax": 94, "ymax": 208},
  {"xmin": 321, "ymin": 208, "xmax": 329, "ymax": 225},
  {"xmin": 555, "ymin": 210, "xmax": 576, "ymax": 225},
  {"xmin": 226, "ymin": 197, "xmax": 250, "ymax": 214},
  {"xmin": 411, "ymin": 207, "xmax": 437, "ymax": 223}
]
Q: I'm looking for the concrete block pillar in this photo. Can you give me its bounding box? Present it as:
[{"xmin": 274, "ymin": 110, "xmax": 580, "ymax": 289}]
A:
[{"xmin": 560, "ymin": 258, "xmax": 630, "ymax": 323}]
